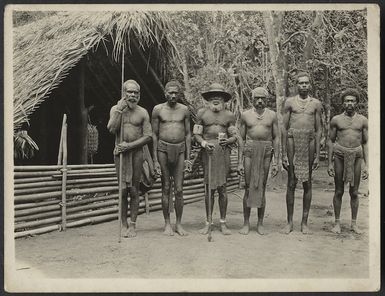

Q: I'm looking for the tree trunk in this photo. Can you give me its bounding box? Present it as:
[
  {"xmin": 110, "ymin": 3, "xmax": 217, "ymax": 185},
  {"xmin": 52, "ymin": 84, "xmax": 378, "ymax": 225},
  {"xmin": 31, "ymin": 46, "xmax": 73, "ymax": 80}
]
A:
[
  {"xmin": 181, "ymin": 50, "xmax": 192, "ymax": 103},
  {"xmin": 263, "ymin": 11, "xmax": 286, "ymax": 153}
]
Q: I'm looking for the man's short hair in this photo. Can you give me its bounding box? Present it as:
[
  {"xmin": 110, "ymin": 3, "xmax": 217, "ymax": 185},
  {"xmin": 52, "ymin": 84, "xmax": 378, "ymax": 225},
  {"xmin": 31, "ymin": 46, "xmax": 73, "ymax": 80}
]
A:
[
  {"xmin": 123, "ymin": 79, "xmax": 140, "ymax": 91},
  {"xmin": 340, "ymin": 88, "xmax": 360, "ymax": 103},
  {"xmin": 296, "ymin": 72, "xmax": 311, "ymax": 83},
  {"xmin": 165, "ymin": 80, "xmax": 182, "ymax": 92}
]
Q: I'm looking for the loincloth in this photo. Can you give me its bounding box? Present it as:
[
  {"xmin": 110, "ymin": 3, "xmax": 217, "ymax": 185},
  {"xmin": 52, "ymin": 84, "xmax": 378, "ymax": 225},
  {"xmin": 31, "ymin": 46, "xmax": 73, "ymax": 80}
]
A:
[
  {"xmin": 202, "ymin": 139, "xmax": 230, "ymax": 189},
  {"xmin": 157, "ymin": 139, "xmax": 185, "ymax": 165},
  {"xmin": 114, "ymin": 146, "xmax": 141, "ymax": 187},
  {"xmin": 288, "ymin": 128, "xmax": 314, "ymax": 182},
  {"xmin": 244, "ymin": 140, "xmax": 272, "ymax": 208},
  {"xmin": 333, "ymin": 142, "xmax": 363, "ymax": 186}
]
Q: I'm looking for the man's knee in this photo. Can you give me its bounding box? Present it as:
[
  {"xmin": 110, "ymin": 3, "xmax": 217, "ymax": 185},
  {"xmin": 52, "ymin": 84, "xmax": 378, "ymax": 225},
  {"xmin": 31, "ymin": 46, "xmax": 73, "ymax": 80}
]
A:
[
  {"xmin": 174, "ymin": 187, "xmax": 183, "ymax": 197},
  {"xmin": 349, "ymin": 187, "xmax": 359, "ymax": 199},
  {"xmin": 129, "ymin": 186, "xmax": 139, "ymax": 198},
  {"xmin": 335, "ymin": 187, "xmax": 344, "ymax": 198},
  {"xmin": 162, "ymin": 181, "xmax": 171, "ymax": 193},
  {"xmin": 287, "ymin": 179, "xmax": 296, "ymax": 191}
]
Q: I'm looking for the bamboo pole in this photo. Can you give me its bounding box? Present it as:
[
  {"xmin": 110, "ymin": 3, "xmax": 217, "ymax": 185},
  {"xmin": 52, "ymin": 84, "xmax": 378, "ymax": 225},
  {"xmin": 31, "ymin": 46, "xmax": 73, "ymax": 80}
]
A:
[
  {"xmin": 14, "ymin": 196, "xmax": 204, "ymax": 238},
  {"xmin": 60, "ymin": 114, "xmax": 68, "ymax": 231},
  {"xmin": 14, "ymin": 164, "xmax": 115, "ymax": 171}
]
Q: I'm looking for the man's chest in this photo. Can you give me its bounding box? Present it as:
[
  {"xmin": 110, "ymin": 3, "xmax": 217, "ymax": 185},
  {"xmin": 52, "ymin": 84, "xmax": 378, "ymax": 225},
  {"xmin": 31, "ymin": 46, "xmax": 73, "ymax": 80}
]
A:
[
  {"xmin": 122, "ymin": 112, "xmax": 143, "ymax": 126},
  {"xmin": 159, "ymin": 109, "xmax": 185, "ymax": 123}
]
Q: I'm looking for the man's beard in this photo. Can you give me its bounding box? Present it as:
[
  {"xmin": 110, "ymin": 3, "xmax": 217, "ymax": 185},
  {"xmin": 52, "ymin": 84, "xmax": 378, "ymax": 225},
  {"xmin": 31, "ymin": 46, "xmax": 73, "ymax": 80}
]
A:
[
  {"xmin": 209, "ymin": 102, "xmax": 224, "ymax": 112},
  {"xmin": 127, "ymin": 100, "xmax": 138, "ymax": 109}
]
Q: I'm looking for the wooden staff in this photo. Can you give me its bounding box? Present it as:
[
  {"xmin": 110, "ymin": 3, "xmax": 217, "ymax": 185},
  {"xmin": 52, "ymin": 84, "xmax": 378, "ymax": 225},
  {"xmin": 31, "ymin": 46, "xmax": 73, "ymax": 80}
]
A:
[
  {"xmin": 118, "ymin": 46, "xmax": 125, "ymax": 243},
  {"xmin": 61, "ymin": 114, "xmax": 68, "ymax": 231},
  {"xmin": 207, "ymin": 151, "xmax": 212, "ymax": 242}
]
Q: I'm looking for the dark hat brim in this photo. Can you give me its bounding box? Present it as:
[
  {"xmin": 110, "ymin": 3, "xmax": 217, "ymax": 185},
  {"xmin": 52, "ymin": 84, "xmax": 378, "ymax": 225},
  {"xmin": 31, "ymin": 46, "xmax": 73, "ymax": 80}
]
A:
[{"xmin": 201, "ymin": 90, "xmax": 231, "ymax": 102}]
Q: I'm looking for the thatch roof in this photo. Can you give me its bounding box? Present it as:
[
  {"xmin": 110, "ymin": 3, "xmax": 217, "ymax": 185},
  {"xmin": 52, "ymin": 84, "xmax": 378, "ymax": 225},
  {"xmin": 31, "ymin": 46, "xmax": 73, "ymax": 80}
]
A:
[{"xmin": 13, "ymin": 11, "xmax": 177, "ymax": 132}]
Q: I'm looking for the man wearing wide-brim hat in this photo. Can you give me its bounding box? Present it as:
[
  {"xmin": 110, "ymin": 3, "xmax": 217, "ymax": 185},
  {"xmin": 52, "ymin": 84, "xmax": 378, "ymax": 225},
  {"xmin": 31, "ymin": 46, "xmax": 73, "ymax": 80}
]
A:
[{"xmin": 193, "ymin": 83, "xmax": 243, "ymax": 235}]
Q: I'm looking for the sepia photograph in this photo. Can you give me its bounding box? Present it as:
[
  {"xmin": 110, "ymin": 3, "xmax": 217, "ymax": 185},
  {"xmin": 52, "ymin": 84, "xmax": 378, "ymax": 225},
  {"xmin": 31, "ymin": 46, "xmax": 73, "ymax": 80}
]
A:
[{"xmin": 4, "ymin": 3, "xmax": 380, "ymax": 293}]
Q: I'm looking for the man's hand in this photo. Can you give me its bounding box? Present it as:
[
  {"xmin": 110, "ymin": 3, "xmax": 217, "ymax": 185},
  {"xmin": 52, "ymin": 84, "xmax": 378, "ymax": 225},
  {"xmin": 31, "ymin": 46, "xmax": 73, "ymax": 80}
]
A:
[
  {"xmin": 312, "ymin": 156, "xmax": 320, "ymax": 171},
  {"xmin": 219, "ymin": 138, "xmax": 233, "ymax": 147},
  {"xmin": 202, "ymin": 140, "xmax": 215, "ymax": 152},
  {"xmin": 362, "ymin": 166, "xmax": 369, "ymax": 180},
  {"xmin": 184, "ymin": 160, "xmax": 193, "ymax": 173},
  {"xmin": 282, "ymin": 155, "xmax": 289, "ymax": 171},
  {"xmin": 116, "ymin": 98, "xmax": 128, "ymax": 112},
  {"xmin": 327, "ymin": 164, "xmax": 335, "ymax": 177},
  {"xmin": 154, "ymin": 161, "xmax": 162, "ymax": 176},
  {"xmin": 271, "ymin": 163, "xmax": 279, "ymax": 177},
  {"xmin": 237, "ymin": 163, "xmax": 244, "ymax": 177},
  {"xmin": 116, "ymin": 141, "xmax": 131, "ymax": 153}
]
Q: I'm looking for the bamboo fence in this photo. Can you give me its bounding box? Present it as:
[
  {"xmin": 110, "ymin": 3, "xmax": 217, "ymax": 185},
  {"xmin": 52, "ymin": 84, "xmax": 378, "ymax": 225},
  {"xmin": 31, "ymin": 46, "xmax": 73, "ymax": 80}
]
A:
[{"xmin": 14, "ymin": 154, "xmax": 241, "ymax": 238}]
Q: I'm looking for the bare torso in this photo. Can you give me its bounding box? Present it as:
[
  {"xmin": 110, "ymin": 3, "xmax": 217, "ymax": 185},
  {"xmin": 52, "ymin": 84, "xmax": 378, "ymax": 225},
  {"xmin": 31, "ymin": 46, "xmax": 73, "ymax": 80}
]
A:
[
  {"xmin": 113, "ymin": 105, "xmax": 150, "ymax": 144},
  {"xmin": 155, "ymin": 103, "xmax": 188, "ymax": 143},
  {"xmin": 199, "ymin": 108, "xmax": 234, "ymax": 140},
  {"xmin": 287, "ymin": 96, "xmax": 320, "ymax": 131},
  {"xmin": 333, "ymin": 113, "xmax": 366, "ymax": 148},
  {"xmin": 242, "ymin": 108, "xmax": 275, "ymax": 141}
]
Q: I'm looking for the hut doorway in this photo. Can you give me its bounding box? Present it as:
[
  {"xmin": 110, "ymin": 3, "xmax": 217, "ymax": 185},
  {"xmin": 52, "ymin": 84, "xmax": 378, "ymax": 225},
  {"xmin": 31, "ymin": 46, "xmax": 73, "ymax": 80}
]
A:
[{"xmin": 23, "ymin": 39, "xmax": 165, "ymax": 165}]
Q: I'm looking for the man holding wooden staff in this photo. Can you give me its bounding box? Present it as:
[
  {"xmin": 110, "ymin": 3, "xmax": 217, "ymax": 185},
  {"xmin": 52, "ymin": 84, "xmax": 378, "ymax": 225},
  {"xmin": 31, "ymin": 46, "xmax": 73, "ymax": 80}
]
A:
[
  {"xmin": 238, "ymin": 87, "xmax": 279, "ymax": 235},
  {"xmin": 107, "ymin": 80, "xmax": 152, "ymax": 238},
  {"xmin": 327, "ymin": 89, "xmax": 368, "ymax": 234},
  {"xmin": 281, "ymin": 72, "xmax": 322, "ymax": 234},
  {"xmin": 152, "ymin": 80, "xmax": 192, "ymax": 236},
  {"xmin": 193, "ymin": 83, "xmax": 242, "ymax": 236}
]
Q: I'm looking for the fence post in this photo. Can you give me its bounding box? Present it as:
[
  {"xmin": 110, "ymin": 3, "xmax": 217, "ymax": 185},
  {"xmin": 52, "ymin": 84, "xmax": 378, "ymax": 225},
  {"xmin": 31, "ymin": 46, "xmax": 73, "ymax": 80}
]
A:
[{"xmin": 60, "ymin": 114, "xmax": 68, "ymax": 231}]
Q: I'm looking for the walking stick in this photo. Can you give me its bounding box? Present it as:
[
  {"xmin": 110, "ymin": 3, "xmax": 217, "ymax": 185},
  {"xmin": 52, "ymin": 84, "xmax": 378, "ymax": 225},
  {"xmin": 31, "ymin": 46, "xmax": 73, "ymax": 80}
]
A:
[
  {"xmin": 118, "ymin": 46, "xmax": 125, "ymax": 243},
  {"xmin": 207, "ymin": 151, "xmax": 212, "ymax": 242}
]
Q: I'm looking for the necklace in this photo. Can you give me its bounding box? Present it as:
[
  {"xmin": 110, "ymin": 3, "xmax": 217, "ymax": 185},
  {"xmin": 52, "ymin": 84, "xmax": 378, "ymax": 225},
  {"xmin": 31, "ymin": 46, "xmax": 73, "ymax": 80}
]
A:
[
  {"xmin": 254, "ymin": 108, "xmax": 266, "ymax": 120},
  {"xmin": 295, "ymin": 95, "xmax": 311, "ymax": 112}
]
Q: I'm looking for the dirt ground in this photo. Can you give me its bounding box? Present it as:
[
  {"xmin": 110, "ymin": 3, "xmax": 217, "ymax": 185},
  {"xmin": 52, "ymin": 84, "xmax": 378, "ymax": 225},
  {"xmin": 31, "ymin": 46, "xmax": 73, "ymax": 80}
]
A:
[{"xmin": 15, "ymin": 163, "xmax": 369, "ymax": 279}]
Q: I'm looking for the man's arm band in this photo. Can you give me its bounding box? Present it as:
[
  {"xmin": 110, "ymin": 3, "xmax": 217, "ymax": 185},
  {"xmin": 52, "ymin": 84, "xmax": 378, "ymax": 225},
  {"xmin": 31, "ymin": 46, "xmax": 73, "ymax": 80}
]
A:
[{"xmin": 193, "ymin": 124, "xmax": 203, "ymax": 135}]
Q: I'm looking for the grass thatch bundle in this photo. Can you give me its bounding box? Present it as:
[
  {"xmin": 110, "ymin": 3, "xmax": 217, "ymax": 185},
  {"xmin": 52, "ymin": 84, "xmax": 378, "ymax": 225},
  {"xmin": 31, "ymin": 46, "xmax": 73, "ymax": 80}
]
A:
[{"xmin": 13, "ymin": 11, "xmax": 178, "ymax": 133}]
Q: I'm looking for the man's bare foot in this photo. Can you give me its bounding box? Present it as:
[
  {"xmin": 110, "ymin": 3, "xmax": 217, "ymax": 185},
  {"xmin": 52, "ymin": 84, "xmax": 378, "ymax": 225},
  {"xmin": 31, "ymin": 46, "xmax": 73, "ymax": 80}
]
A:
[
  {"xmin": 122, "ymin": 225, "xmax": 129, "ymax": 238},
  {"xmin": 175, "ymin": 224, "xmax": 188, "ymax": 236},
  {"xmin": 239, "ymin": 224, "xmax": 250, "ymax": 235},
  {"xmin": 301, "ymin": 223, "xmax": 313, "ymax": 235},
  {"xmin": 256, "ymin": 222, "xmax": 265, "ymax": 235},
  {"xmin": 281, "ymin": 223, "xmax": 293, "ymax": 234},
  {"xmin": 199, "ymin": 224, "xmax": 210, "ymax": 235},
  {"xmin": 220, "ymin": 222, "xmax": 231, "ymax": 235},
  {"xmin": 163, "ymin": 223, "xmax": 174, "ymax": 236},
  {"xmin": 126, "ymin": 223, "xmax": 137, "ymax": 238},
  {"xmin": 331, "ymin": 223, "xmax": 341, "ymax": 234},
  {"xmin": 351, "ymin": 224, "xmax": 362, "ymax": 234}
]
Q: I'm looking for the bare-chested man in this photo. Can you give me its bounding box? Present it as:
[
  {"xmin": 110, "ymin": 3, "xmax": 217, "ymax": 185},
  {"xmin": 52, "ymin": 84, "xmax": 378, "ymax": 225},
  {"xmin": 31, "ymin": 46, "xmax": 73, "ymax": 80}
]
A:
[
  {"xmin": 193, "ymin": 83, "xmax": 241, "ymax": 235},
  {"xmin": 107, "ymin": 80, "xmax": 152, "ymax": 238},
  {"xmin": 282, "ymin": 72, "xmax": 322, "ymax": 234},
  {"xmin": 152, "ymin": 80, "xmax": 192, "ymax": 236},
  {"xmin": 327, "ymin": 89, "xmax": 368, "ymax": 234},
  {"xmin": 238, "ymin": 87, "xmax": 279, "ymax": 235}
]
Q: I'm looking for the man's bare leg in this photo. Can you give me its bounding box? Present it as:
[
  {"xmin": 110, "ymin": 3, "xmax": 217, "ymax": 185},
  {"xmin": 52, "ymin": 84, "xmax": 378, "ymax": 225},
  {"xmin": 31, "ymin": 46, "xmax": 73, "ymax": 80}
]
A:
[
  {"xmin": 158, "ymin": 152, "xmax": 174, "ymax": 236},
  {"xmin": 218, "ymin": 185, "xmax": 231, "ymax": 235},
  {"xmin": 331, "ymin": 156, "xmax": 344, "ymax": 234},
  {"xmin": 350, "ymin": 158, "xmax": 362, "ymax": 234},
  {"xmin": 127, "ymin": 186, "xmax": 139, "ymax": 238},
  {"xmin": 283, "ymin": 167, "xmax": 295, "ymax": 234},
  {"xmin": 301, "ymin": 180, "xmax": 313, "ymax": 234},
  {"xmin": 283, "ymin": 139, "xmax": 295, "ymax": 234},
  {"xmin": 301, "ymin": 141, "xmax": 315, "ymax": 234},
  {"xmin": 257, "ymin": 156, "xmax": 271, "ymax": 235},
  {"xmin": 199, "ymin": 185, "xmax": 215, "ymax": 235},
  {"xmin": 174, "ymin": 154, "xmax": 188, "ymax": 236},
  {"xmin": 257, "ymin": 206, "xmax": 265, "ymax": 235},
  {"xmin": 240, "ymin": 188, "xmax": 251, "ymax": 235},
  {"xmin": 240, "ymin": 157, "xmax": 251, "ymax": 235},
  {"xmin": 121, "ymin": 188, "xmax": 129, "ymax": 237}
]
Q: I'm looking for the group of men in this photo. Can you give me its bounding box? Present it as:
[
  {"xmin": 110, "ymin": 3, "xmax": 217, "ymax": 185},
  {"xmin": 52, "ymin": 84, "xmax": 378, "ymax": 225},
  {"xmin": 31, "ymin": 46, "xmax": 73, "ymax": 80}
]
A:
[{"xmin": 107, "ymin": 73, "xmax": 368, "ymax": 239}]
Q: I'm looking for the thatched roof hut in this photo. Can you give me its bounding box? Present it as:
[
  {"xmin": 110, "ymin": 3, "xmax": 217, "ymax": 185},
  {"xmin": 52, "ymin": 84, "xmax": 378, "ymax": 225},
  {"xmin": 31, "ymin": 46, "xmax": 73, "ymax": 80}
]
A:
[{"xmin": 13, "ymin": 11, "xmax": 177, "ymax": 164}]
